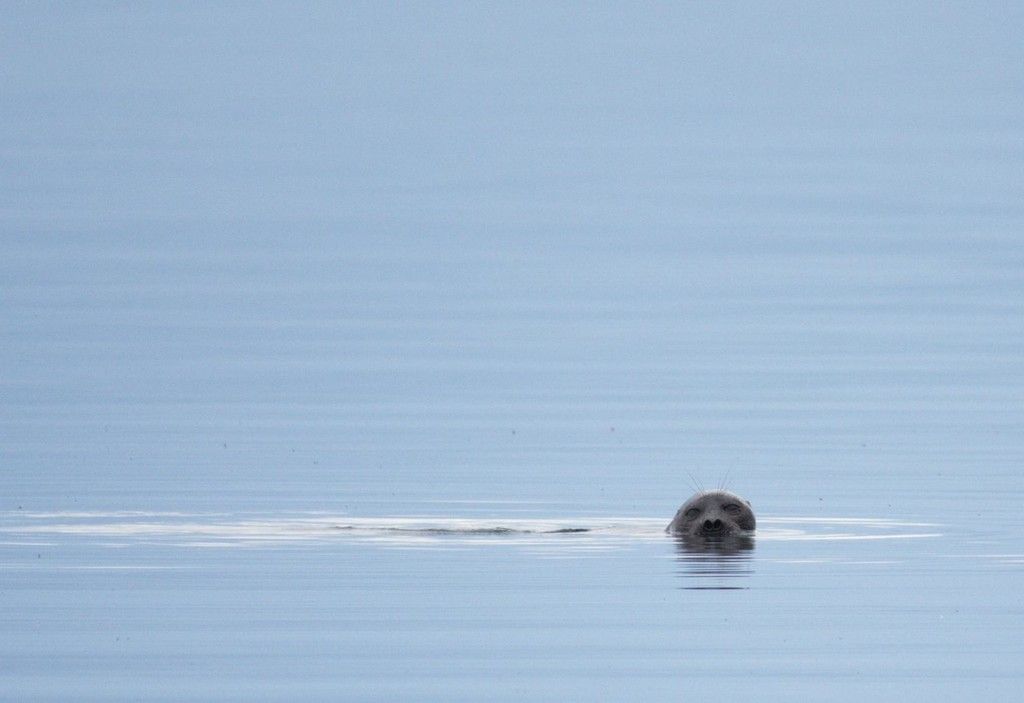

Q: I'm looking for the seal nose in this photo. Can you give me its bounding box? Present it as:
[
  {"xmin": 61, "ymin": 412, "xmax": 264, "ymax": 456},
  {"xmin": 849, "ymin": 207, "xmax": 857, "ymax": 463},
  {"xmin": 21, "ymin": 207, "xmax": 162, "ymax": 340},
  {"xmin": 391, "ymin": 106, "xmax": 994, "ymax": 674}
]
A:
[{"xmin": 702, "ymin": 519, "xmax": 723, "ymax": 532}]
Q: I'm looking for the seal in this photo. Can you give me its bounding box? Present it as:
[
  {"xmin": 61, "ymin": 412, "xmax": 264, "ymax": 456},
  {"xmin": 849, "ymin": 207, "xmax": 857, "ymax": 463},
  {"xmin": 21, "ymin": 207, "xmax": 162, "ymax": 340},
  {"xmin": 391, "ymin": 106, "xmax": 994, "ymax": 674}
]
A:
[{"xmin": 666, "ymin": 489, "xmax": 756, "ymax": 536}]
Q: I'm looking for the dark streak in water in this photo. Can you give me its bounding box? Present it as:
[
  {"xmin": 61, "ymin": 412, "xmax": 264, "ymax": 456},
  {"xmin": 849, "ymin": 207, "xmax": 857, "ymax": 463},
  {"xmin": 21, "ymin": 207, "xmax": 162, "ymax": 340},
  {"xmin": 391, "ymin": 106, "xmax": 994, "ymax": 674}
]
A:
[{"xmin": 332, "ymin": 525, "xmax": 591, "ymax": 536}]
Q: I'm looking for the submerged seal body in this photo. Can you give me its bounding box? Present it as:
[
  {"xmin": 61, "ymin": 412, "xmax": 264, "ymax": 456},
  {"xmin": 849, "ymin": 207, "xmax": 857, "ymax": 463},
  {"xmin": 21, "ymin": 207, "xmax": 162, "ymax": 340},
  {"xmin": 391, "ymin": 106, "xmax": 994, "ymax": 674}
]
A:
[{"xmin": 667, "ymin": 490, "xmax": 756, "ymax": 537}]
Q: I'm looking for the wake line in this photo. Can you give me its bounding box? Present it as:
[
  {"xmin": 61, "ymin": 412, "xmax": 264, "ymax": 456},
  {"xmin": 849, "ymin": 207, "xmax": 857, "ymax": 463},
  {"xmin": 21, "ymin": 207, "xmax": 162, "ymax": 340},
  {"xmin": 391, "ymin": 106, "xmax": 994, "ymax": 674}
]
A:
[{"xmin": 0, "ymin": 513, "xmax": 940, "ymax": 548}]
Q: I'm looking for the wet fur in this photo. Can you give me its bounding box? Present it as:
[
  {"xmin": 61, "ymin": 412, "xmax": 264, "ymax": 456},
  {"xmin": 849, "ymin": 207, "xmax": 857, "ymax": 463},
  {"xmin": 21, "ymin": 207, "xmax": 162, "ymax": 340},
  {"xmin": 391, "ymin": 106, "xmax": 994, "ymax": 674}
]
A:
[{"xmin": 667, "ymin": 489, "xmax": 756, "ymax": 536}]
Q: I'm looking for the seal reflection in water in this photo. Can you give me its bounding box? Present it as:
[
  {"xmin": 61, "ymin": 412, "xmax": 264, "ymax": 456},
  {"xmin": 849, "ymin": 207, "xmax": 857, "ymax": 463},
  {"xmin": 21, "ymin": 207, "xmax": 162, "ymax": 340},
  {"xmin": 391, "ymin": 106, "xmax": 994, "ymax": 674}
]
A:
[
  {"xmin": 668, "ymin": 490, "xmax": 756, "ymax": 589},
  {"xmin": 672, "ymin": 532, "xmax": 755, "ymax": 589}
]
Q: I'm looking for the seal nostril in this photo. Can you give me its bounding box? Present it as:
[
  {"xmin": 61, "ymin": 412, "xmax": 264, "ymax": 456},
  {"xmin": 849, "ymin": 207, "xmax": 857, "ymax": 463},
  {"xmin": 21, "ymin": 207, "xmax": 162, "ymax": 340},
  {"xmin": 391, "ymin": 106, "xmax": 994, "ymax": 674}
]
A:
[
  {"xmin": 712, "ymin": 519, "xmax": 722, "ymax": 528},
  {"xmin": 703, "ymin": 520, "xmax": 713, "ymax": 530}
]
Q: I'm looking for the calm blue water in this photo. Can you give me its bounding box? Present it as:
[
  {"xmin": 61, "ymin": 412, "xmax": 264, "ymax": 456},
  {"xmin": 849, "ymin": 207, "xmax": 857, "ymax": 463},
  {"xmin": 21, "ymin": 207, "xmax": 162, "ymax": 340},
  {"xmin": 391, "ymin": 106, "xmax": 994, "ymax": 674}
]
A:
[{"xmin": 2, "ymin": 2, "xmax": 1023, "ymax": 700}]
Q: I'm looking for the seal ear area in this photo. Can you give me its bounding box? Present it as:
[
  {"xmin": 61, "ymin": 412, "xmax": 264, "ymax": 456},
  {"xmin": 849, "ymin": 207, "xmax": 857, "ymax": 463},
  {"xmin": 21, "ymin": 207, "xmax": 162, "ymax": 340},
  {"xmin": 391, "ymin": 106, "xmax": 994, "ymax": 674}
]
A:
[
  {"xmin": 739, "ymin": 503, "xmax": 756, "ymax": 532},
  {"xmin": 665, "ymin": 512, "xmax": 680, "ymax": 533},
  {"xmin": 666, "ymin": 503, "xmax": 695, "ymax": 533}
]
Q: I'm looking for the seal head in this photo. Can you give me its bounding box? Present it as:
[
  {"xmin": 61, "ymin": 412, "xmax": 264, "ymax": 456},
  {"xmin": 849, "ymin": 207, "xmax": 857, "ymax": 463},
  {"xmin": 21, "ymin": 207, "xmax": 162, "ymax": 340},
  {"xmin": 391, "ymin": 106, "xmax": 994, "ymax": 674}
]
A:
[{"xmin": 667, "ymin": 490, "xmax": 756, "ymax": 537}]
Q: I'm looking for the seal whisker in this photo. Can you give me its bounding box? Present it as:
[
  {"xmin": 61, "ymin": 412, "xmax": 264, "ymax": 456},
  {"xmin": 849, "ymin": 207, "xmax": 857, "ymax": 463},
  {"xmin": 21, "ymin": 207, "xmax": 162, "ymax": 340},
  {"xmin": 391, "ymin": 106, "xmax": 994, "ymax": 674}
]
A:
[{"xmin": 685, "ymin": 471, "xmax": 703, "ymax": 494}]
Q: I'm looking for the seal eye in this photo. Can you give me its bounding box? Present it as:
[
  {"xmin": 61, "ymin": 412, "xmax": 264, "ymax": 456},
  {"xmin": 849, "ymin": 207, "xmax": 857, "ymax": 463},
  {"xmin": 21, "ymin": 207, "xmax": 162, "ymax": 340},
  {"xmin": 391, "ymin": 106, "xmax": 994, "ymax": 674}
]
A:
[
  {"xmin": 684, "ymin": 508, "xmax": 700, "ymax": 519},
  {"xmin": 723, "ymin": 504, "xmax": 742, "ymax": 515}
]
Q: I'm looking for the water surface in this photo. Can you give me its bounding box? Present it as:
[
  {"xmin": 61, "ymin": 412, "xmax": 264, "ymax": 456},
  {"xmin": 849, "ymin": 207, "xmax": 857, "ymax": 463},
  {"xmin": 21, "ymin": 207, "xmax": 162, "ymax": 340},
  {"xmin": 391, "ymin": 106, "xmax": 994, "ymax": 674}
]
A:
[{"xmin": 2, "ymin": 1, "xmax": 1023, "ymax": 700}]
